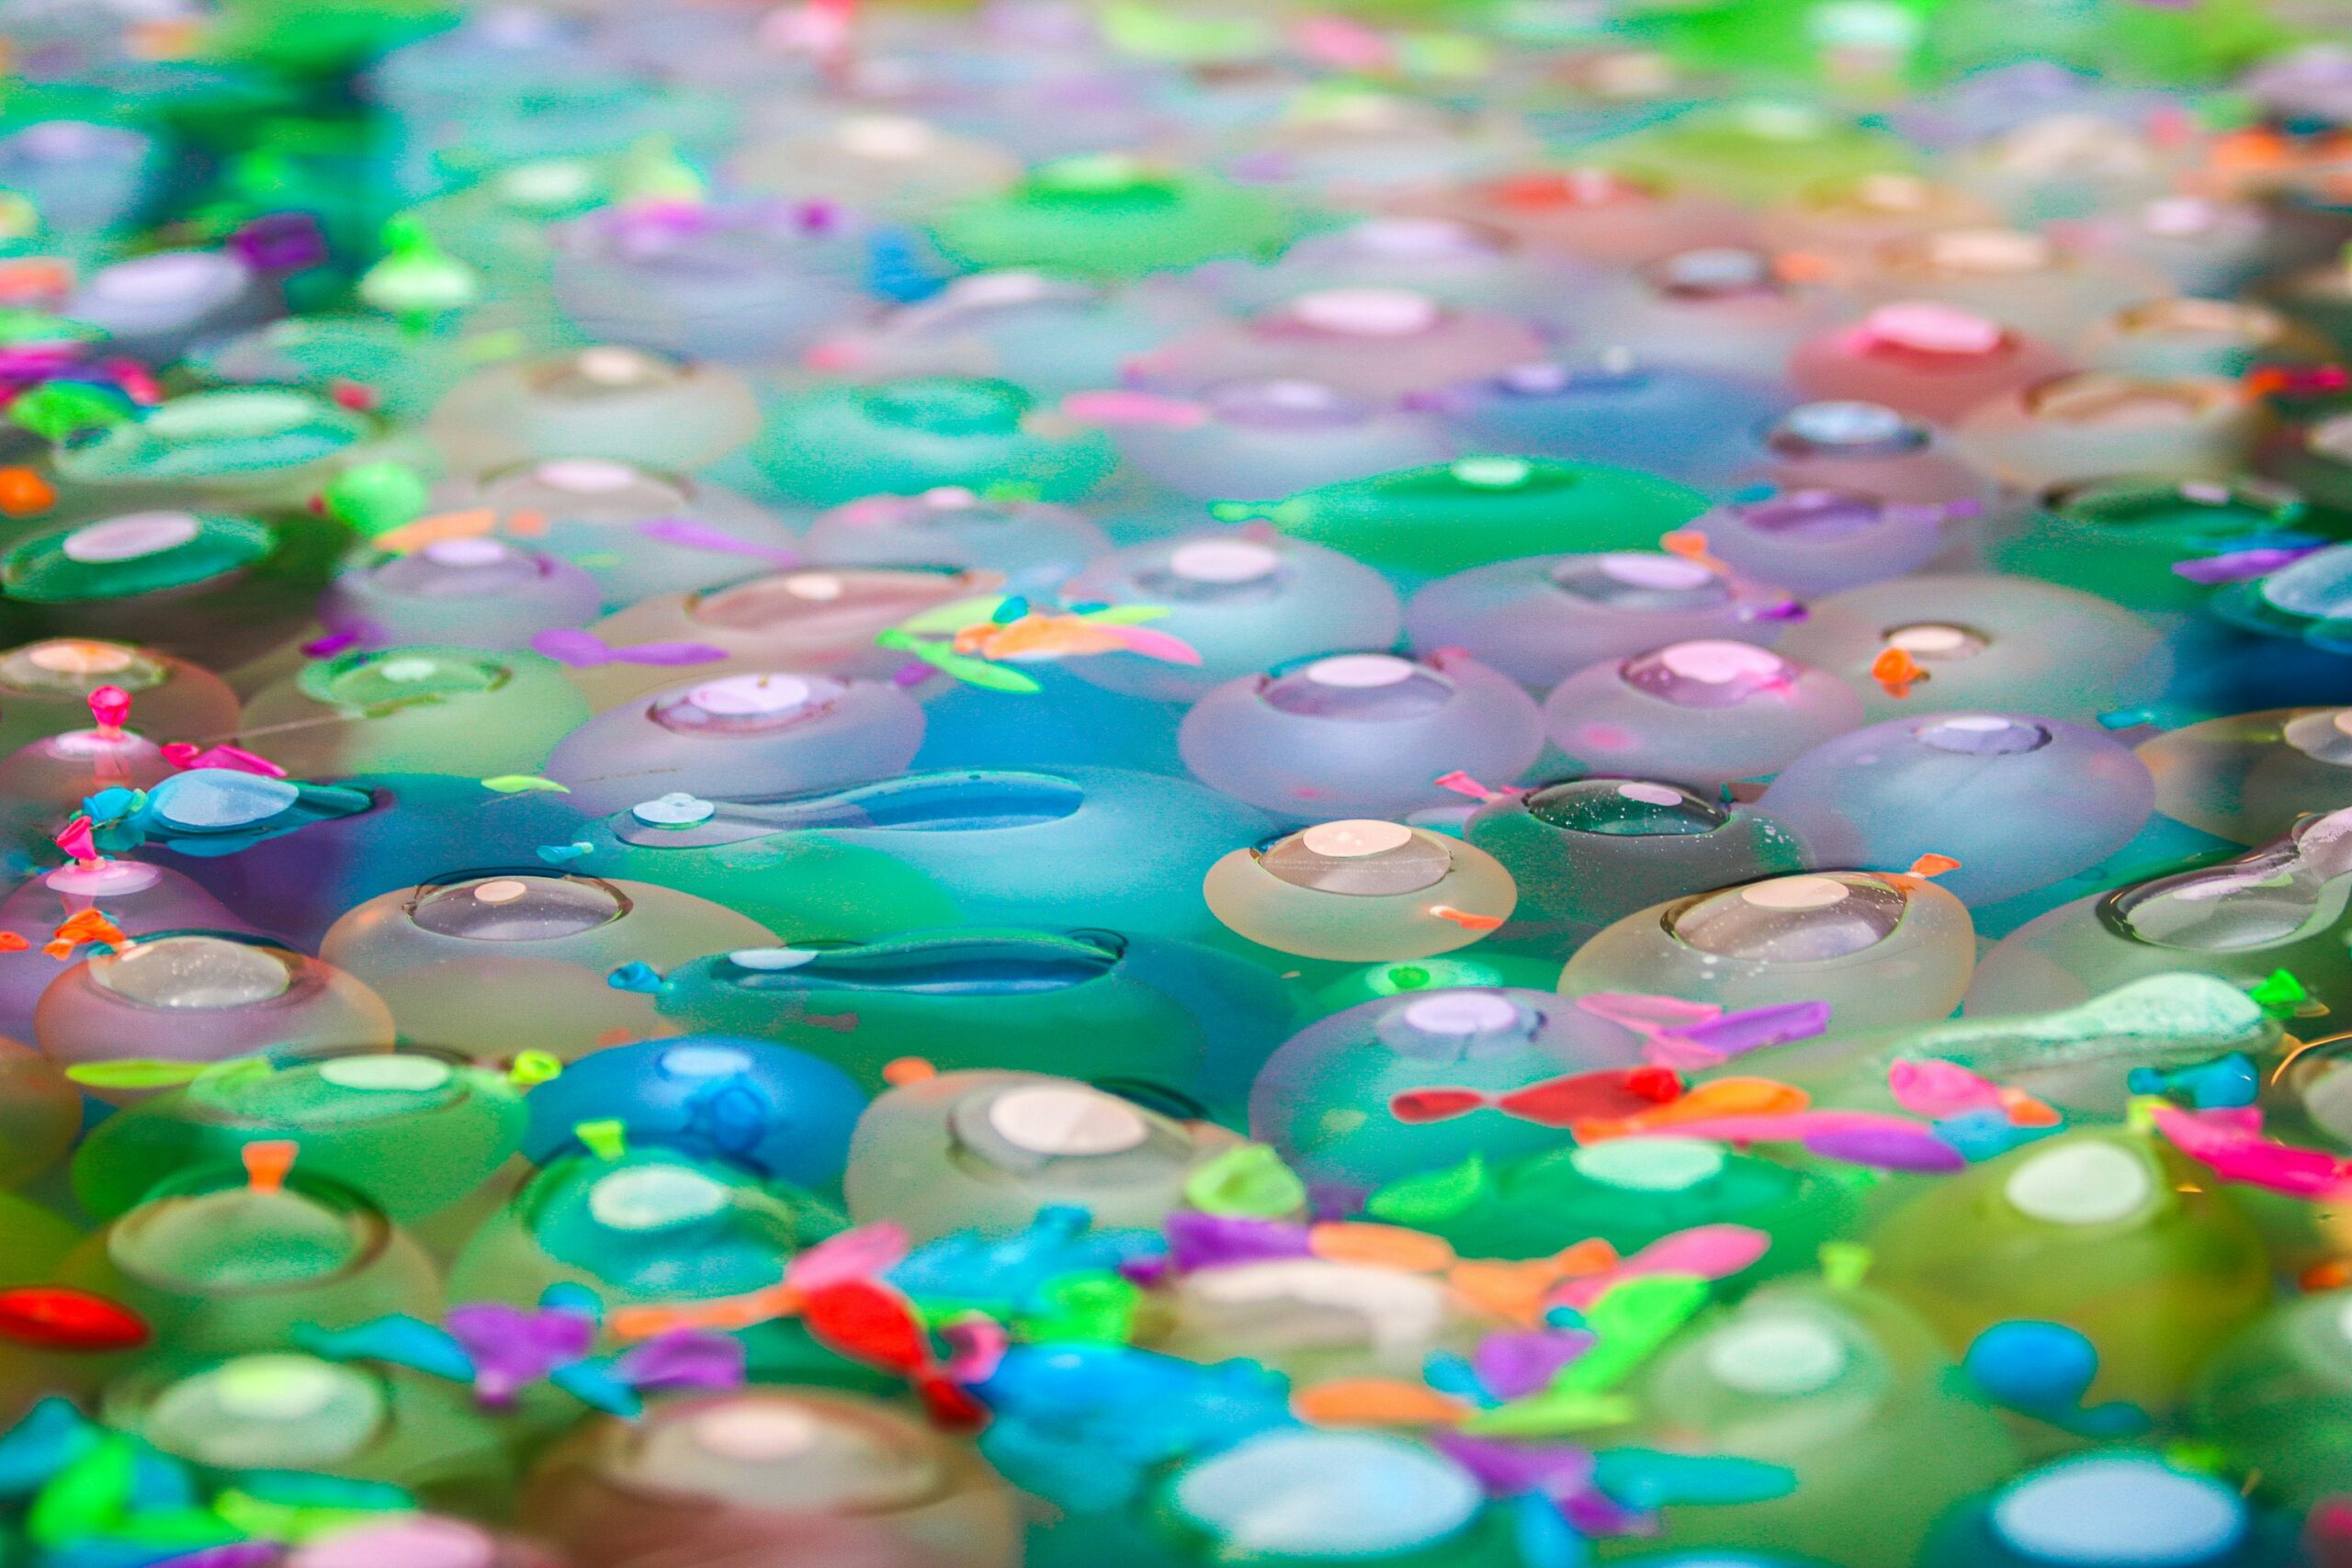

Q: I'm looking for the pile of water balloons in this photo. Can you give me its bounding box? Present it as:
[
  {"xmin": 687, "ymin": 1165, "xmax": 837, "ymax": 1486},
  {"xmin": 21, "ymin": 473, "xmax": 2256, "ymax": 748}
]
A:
[{"xmin": 10, "ymin": 0, "xmax": 2352, "ymax": 1564}]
